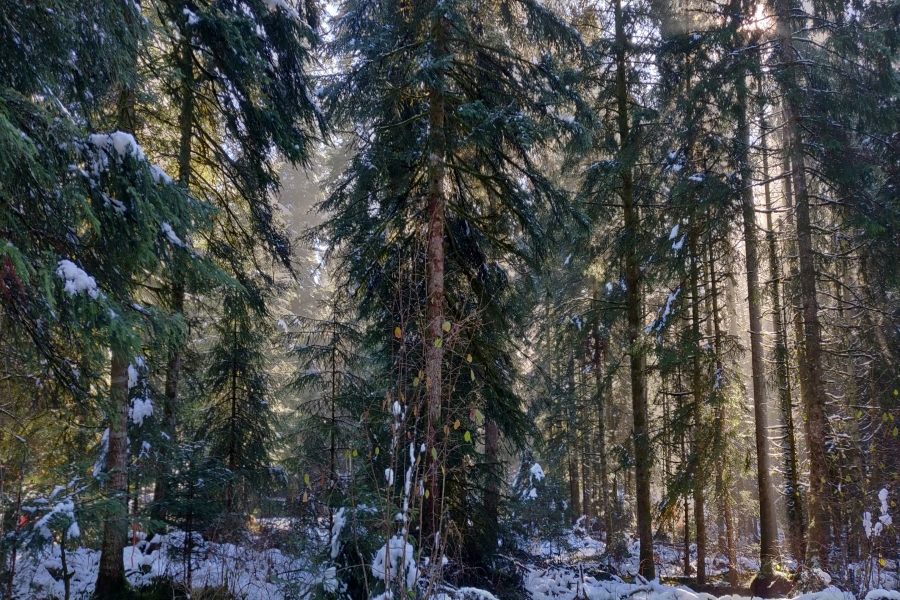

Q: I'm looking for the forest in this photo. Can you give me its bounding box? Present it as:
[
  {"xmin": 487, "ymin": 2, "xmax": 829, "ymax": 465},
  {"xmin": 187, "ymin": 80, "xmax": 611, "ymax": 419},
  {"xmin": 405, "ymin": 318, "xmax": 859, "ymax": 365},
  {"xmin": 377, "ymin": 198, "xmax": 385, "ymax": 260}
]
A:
[{"xmin": 0, "ymin": 0, "xmax": 899, "ymax": 598}]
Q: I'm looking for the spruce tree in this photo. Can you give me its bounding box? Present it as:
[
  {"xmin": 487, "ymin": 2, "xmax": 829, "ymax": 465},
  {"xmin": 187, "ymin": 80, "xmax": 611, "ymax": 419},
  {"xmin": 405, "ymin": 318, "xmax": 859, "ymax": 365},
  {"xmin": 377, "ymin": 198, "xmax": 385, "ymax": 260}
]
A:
[
  {"xmin": 132, "ymin": 0, "xmax": 324, "ymax": 519},
  {"xmin": 320, "ymin": 0, "xmax": 584, "ymax": 569}
]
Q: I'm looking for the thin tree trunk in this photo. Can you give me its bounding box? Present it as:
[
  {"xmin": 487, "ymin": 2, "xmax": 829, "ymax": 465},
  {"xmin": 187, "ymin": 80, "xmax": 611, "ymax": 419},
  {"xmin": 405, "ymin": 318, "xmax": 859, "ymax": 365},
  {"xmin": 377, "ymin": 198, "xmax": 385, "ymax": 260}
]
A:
[
  {"xmin": 329, "ymin": 304, "xmax": 338, "ymax": 542},
  {"xmin": 568, "ymin": 349, "xmax": 582, "ymax": 522},
  {"xmin": 582, "ymin": 428, "xmax": 593, "ymax": 524},
  {"xmin": 681, "ymin": 410, "xmax": 691, "ymax": 577},
  {"xmin": 5, "ymin": 460, "xmax": 24, "ymax": 598},
  {"xmin": 155, "ymin": 16, "xmax": 193, "ymax": 512},
  {"xmin": 593, "ymin": 323, "xmax": 612, "ymax": 543},
  {"xmin": 483, "ymin": 418, "xmax": 500, "ymax": 535},
  {"xmin": 689, "ymin": 229, "xmax": 706, "ymax": 585},
  {"xmin": 737, "ymin": 69, "xmax": 779, "ymax": 577},
  {"xmin": 96, "ymin": 7, "xmax": 140, "ymax": 585},
  {"xmin": 709, "ymin": 242, "xmax": 738, "ymax": 586},
  {"xmin": 615, "ymin": 0, "xmax": 654, "ymax": 578},
  {"xmin": 760, "ymin": 96, "xmax": 806, "ymax": 564},
  {"xmin": 96, "ymin": 355, "xmax": 130, "ymax": 598},
  {"xmin": 569, "ymin": 450, "xmax": 582, "ymax": 522},
  {"xmin": 424, "ymin": 11, "xmax": 447, "ymax": 542},
  {"xmin": 227, "ymin": 320, "xmax": 238, "ymax": 514},
  {"xmin": 773, "ymin": 0, "xmax": 830, "ymax": 567}
]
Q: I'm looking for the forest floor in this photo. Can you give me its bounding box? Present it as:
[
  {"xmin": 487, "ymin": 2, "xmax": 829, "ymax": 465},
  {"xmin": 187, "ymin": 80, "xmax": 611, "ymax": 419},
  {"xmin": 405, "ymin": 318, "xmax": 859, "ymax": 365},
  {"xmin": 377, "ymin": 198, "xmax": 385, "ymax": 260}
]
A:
[
  {"xmin": 522, "ymin": 528, "xmax": 897, "ymax": 600},
  {"xmin": 8, "ymin": 524, "xmax": 898, "ymax": 599}
]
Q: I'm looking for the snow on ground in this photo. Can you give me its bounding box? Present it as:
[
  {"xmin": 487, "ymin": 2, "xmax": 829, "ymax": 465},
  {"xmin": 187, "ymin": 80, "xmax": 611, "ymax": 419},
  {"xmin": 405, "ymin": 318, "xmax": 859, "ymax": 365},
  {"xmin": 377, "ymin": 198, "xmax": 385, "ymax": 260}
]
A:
[
  {"xmin": 10, "ymin": 524, "xmax": 899, "ymax": 600},
  {"xmin": 526, "ymin": 567, "xmax": 721, "ymax": 600},
  {"xmin": 525, "ymin": 566, "xmax": 895, "ymax": 600},
  {"xmin": 10, "ymin": 531, "xmax": 329, "ymax": 600}
]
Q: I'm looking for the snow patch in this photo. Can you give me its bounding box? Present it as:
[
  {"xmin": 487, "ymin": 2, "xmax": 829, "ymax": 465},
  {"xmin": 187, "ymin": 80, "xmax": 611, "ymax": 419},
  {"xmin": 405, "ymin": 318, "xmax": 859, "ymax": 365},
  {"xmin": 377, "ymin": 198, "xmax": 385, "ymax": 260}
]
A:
[
  {"xmin": 161, "ymin": 222, "xmax": 184, "ymax": 247},
  {"xmin": 56, "ymin": 260, "xmax": 99, "ymax": 299},
  {"xmin": 371, "ymin": 535, "xmax": 417, "ymax": 590},
  {"xmin": 130, "ymin": 397, "xmax": 153, "ymax": 427}
]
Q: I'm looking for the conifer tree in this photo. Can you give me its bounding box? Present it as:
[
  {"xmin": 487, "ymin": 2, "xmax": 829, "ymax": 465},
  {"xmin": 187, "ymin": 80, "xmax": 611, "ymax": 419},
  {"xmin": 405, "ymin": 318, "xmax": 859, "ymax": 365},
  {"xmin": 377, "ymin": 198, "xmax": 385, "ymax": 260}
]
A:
[
  {"xmin": 321, "ymin": 0, "xmax": 584, "ymax": 565},
  {"xmin": 134, "ymin": 0, "xmax": 324, "ymax": 516}
]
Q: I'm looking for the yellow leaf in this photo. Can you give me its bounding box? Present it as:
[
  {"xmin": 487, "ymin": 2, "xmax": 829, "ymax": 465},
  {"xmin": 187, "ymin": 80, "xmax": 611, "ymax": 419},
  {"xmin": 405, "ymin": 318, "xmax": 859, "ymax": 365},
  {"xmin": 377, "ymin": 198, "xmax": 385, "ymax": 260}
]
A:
[
  {"xmin": 413, "ymin": 377, "xmax": 420, "ymax": 387},
  {"xmin": 894, "ymin": 389, "xmax": 898, "ymax": 396},
  {"xmin": 466, "ymin": 354, "xmax": 472, "ymax": 363},
  {"xmin": 857, "ymin": 411, "xmax": 863, "ymax": 419},
  {"xmin": 475, "ymin": 409, "xmax": 484, "ymax": 425},
  {"xmin": 893, "ymin": 427, "xmax": 898, "ymax": 437},
  {"xmin": 375, "ymin": 447, "xmax": 380, "ymax": 456},
  {"xmin": 434, "ymin": 338, "xmax": 443, "ymax": 348},
  {"xmin": 880, "ymin": 558, "xmax": 886, "ymax": 567},
  {"xmin": 470, "ymin": 369, "xmax": 475, "ymax": 381},
  {"xmin": 885, "ymin": 413, "xmax": 890, "ymax": 422},
  {"xmin": 344, "ymin": 450, "xmax": 350, "ymax": 459},
  {"xmin": 442, "ymin": 321, "xmax": 451, "ymax": 332},
  {"xmin": 464, "ymin": 431, "xmax": 471, "ymax": 442},
  {"xmin": 302, "ymin": 492, "xmax": 308, "ymax": 503},
  {"xmin": 419, "ymin": 370, "xmax": 424, "ymax": 379},
  {"xmin": 431, "ymin": 447, "xmax": 438, "ymax": 460},
  {"xmin": 443, "ymin": 425, "xmax": 449, "ymax": 436},
  {"xmin": 453, "ymin": 419, "xmax": 460, "ymax": 430},
  {"xmin": 352, "ymin": 449, "xmax": 358, "ymax": 457},
  {"xmin": 394, "ymin": 327, "xmax": 402, "ymax": 338},
  {"xmin": 304, "ymin": 474, "xmax": 310, "ymax": 485},
  {"xmin": 425, "ymin": 490, "xmax": 430, "ymax": 499}
]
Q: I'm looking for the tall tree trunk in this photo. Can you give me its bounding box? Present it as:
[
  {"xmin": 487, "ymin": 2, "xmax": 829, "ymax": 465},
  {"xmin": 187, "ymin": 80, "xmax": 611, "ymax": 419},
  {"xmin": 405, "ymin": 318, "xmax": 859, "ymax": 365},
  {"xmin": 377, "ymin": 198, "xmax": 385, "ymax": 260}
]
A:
[
  {"xmin": 708, "ymin": 242, "xmax": 738, "ymax": 586},
  {"xmin": 689, "ymin": 229, "xmax": 706, "ymax": 585},
  {"xmin": 615, "ymin": 0, "xmax": 654, "ymax": 578},
  {"xmin": 226, "ymin": 320, "xmax": 238, "ymax": 514},
  {"xmin": 737, "ymin": 69, "xmax": 780, "ymax": 577},
  {"xmin": 483, "ymin": 419, "xmax": 500, "ymax": 536},
  {"xmin": 569, "ymin": 450, "xmax": 582, "ymax": 522},
  {"xmin": 773, "ymin": 0, "xmax": 830, "ymax": 567},
  {"xmin": 760, "ymin": 97, "xmax": 806, "ymax": 564},
  {"xmin": 329, "ymin": 305, "xmax": 339, "ymax": 541},
  {"xmin": 593, "ymin": 323, "xmax": 612, "ymax": 544},
  {"xmin": 580, "ymin": 363, "xmax": 592, "ymax": 523},
  {"xmin": 582, "ymin": 427, "xmax": 593, "ymax": 524},
  {"xmin": 681, "ymin": 410, "xmax": 691, "ymax": 577},
  {"xmin": 150, "ymin": 5, "xmax": 192, "ymax": 535},
  {"xmin": 567, "ymin": 349, "xmax": 582, "ymax": 522},
  {"xmin": 96, "ymin": 355, "xmax": 130, "ymax": 598},
  {"xmin": 96, "ymin": 6, "xmax": 140, "ymax": 589},
  {"xmin": 424, "ymin": 11, "xmax": 447, "ymax": 542}
]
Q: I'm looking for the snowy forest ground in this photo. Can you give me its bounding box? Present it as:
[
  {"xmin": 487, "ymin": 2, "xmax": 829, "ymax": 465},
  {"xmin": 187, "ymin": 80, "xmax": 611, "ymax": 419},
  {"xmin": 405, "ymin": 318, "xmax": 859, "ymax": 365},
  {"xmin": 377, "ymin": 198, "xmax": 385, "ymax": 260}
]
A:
[{"xmin": 9, "ymin": 521, "xmax": 899, "ymax": 600}]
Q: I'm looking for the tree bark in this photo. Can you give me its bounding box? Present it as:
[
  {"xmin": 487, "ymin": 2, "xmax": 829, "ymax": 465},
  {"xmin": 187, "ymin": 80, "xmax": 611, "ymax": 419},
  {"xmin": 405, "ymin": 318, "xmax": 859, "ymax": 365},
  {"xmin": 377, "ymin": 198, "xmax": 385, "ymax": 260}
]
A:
[
  {"xmin": 567, "ymin": 349, "xmax": 582, "ymax": 522},
  {"xmin": 615, "ymin": 0, "xmax": 654, "ymax": 578},
  {"xmin": 96, "ymin": 355, "xmax": 130, "ymax": 598},
  {"xmin": 593, "ymin": 324, "xmax": 613, "ymax": 543},
  {"xmin": 424, "ymin": 10, "xmax": 447, "ymax": 542},
  {"xmin": 96, "ymin": 6, "xmax": 140, "ymax": 589},
  {"xmin": 708, "ymin": 242, "xmax": 738, "ymax": 586},
  {"xmin": 773, "ymin": 0, "xmax": 830, "ymax": 567},
  {"xmin": 582, "ymin": 427, "xmax": 593, "ymax": 524},
  {"xmin": 689, "ymin": 229, "xmax": 706, "ymax": 585},
  {"xmin": 760, "ymin": 97, "xmax": 806, "ymax": 564},
  {"xmin": 483, "ymin": 418, "xmax": 500, "ymax": 535},
  {"xmin": 737, "ymin": 72, "xmax": 780, "ymax": 577}
]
